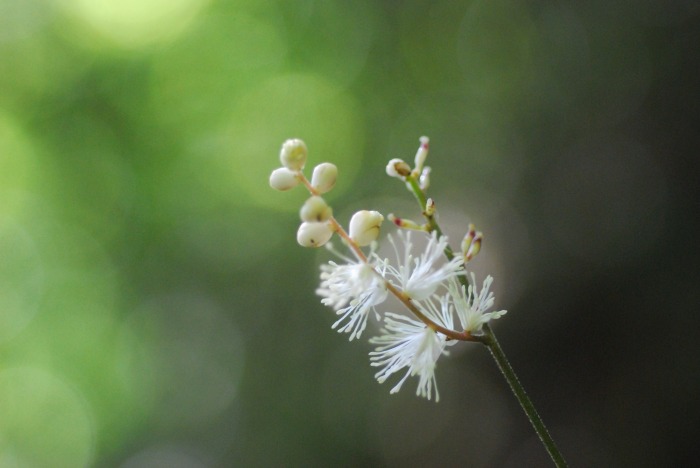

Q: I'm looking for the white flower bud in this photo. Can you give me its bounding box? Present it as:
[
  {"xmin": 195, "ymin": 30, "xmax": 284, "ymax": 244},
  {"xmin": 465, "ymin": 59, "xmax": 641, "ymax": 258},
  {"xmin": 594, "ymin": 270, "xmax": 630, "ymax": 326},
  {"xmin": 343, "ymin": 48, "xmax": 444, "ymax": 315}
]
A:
[
  {"xmin": 311, "ymin": 162, "xmax": 337, "ymax": 194},
  {"xmin": 280, "ymin": 138, "xmax": 308, "ymax": 171},
  {"xmin": 300, "ymin": 196, "xmax": 332, "ymax": 222},
  {"xmin": 297, "ymin": 221, "xmax": 334, "ymax": 247},
  {"xmin": 386, "ymin": 158, "xmax": 411, "ymax": 178},
  {"xmin": 419, "ymin": 166, "xmax": 431, "ymax": 191},
  {"xmin": 269, "ymin": 167, "xmax": 300, "ymax": 191},
  {"xmin": 349, "ymin": 210, "xmax": 384, "ymax": 246},
  {"xmin": 413, "ymin": 136, "xmax": 429, "ymax": 173}
]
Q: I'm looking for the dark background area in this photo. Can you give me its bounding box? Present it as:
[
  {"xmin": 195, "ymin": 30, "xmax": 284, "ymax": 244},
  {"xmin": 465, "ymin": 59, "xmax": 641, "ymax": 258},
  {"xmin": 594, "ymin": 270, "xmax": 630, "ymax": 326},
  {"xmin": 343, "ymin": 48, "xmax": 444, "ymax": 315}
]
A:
[{"xmin": 0, "ymin": 0, "xmax": 698, "ymax": 466}]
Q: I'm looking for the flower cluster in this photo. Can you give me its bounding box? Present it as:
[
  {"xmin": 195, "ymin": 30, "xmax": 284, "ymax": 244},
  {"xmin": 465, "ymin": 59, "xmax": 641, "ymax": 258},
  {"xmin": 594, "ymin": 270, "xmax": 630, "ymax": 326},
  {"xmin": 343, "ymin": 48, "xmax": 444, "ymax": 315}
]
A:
[{"xmin": 270, "ymin": 137, "xmax": 506, "ymax": 401}]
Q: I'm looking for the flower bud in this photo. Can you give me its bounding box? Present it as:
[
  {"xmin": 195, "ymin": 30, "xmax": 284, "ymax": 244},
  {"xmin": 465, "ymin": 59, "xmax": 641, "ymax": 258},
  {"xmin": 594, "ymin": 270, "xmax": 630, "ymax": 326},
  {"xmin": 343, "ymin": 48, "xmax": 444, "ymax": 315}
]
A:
[
  {"xmin": 297, "ymin": 221, "xmax": 333, "ymax": 247},
  {"xmin": 461, "ymin": 224, "xmax": 476, "ymax": 254},
  {"xmin": 413, "ymin": 136, "xmax": 430, "ymax": 174},
  {"xmin": 269, "ymin": 167, "xmax": 300, "ymax": 191},
  {"xmin": 424, "ymin": 198, "xmax": 436, "ymax": 217},
  {"xmin": 419, "ymin": 166, "xmax": 431, "ymax": 191},
  {"xmin": 300, "ymin": 196, "xmax": 332, "ymax": 222},
  {"xmin": 465, "ymin": 237, "xmax": 482, "ymax": 262},
  {"xmin": 463, "ymin": 228, "xmax": 482, "ymax": 262},
  {"xmin": 386, "ymin": 158, "xmax": 411, "ymax": 178},
  {"xmin": 311, "ymin": 162, "xmax": 337, "ymax": 194},
  {"xmin": 349, "ymin": 210, "xmax": 384, "ymax": 246},
  {"xmin": 388, "ymin": 213, "xmax": 425, "ymax": 231},
  {"xmin": 280, "ymin": 138, "xmax": 308, "ymax": 171}
]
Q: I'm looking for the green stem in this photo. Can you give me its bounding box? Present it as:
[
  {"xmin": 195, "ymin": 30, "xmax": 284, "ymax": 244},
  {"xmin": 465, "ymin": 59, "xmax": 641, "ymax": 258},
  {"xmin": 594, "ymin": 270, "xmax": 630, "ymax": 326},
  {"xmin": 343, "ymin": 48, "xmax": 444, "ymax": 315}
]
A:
[
  {"xmin": 482, "ymin": 324, "xmax": 567, "ymax": 467},
  {"xmin": 404, "ymin": 174, "xmax": 567, "ymax": 467},
  {"xmin": 405, "ymin": 177, "xmax": 457, "ymax": 262}
]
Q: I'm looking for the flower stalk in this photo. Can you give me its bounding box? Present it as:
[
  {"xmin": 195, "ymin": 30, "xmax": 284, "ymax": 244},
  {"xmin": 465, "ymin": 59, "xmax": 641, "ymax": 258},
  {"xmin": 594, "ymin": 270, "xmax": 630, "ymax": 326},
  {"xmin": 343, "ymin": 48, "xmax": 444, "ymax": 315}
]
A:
[
  {"xmin": 482, "ymin": 324, "xmax": 568, "ymax": 467},
  {"xmin": 404, "ymin": 167, "xmax": 568, "ymax": 468},
  {"xmin": 270, "ymin": 136, "xmax": 567, "ymax": 465}
]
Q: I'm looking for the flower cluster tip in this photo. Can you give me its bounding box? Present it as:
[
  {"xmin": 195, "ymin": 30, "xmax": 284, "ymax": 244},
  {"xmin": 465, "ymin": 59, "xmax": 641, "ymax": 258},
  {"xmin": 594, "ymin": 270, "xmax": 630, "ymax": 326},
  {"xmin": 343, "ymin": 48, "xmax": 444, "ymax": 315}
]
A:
[{"xmin": 270, "ymin": 136, "xmax": 506, "ymax": 401}]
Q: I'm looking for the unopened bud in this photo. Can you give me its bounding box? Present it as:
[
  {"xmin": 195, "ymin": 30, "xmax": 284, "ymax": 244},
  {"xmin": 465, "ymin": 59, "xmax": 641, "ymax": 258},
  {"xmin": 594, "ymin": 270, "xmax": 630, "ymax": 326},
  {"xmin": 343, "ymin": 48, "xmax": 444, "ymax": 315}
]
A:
[
  {"xmin": 300, "ymin": 196, "xmax": 332, "ymax": 222},
  {"xmin": 386, "ymin": 158, "xmax": 411, "ymax": 178},
  {"xmin": 465, "ymin": 231, "xmax": 482, "ymax": 262},
  {"xmin": 349, "ymin": 210, "xmax": 384, "ymax": 246},
  {"xmin": 419, "ymin": 166, "xmax": 431, "ymax": 191},
  {"xmin": 297, "ymin": 221, "xmax": 334, "ymax": 247},
  {"xmin": 461, "ymin": 224, "xmax": 476, "ymax": 256},
  {"xmin": 424, "ymin": 198, "xmax": 436, "ymax": 217},
  {"xmin": 388, "ymin": 213, "xmax": 425, "ymax": 231},
  {"xmin": 280, "ymin": 138, "xmax": 308, "ymax": 171},
  {"xmin": 413, "ymin": 136, "xmax": 430, "ymax": 174},
  {"xmin": 311, "ymin": 162, "xmax": 338, "ymax": 194},
  {"xmin": 269, "ymin": 167, "xmax": 300, "ymax": 191}
]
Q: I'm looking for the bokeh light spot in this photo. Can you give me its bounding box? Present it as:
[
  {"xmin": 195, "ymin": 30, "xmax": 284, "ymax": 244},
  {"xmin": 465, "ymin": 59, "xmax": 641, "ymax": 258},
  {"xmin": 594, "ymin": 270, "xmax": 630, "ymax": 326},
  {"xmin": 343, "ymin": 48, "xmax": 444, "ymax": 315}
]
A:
[
  {"xmin": 0, "ymin": 218, "xmax": 44, "ymax": 343},
  {"xmin": 54, "ymin": 0, "xmax": 212, "ymax": 48},
  {"xmin": 150, "ymin": 8, "xmax": 287, "ymax": 134},
  {"xmin": 0, "ymin": 367, "xmax": 95, "ymax": 467}
]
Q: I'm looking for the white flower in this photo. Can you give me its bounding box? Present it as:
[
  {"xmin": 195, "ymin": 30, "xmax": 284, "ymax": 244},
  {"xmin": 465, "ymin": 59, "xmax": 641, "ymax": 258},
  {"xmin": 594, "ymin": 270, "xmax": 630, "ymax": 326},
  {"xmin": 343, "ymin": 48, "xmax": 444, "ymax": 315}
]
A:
[
  {"xmin": 369, "ymin": 294, "xmax": 456, "ymax": 401},
  {"xmin": 316, "ymin": 248, "xmax": 389, "ymax": 340},
  {"xmin": 449, "ymin": 274, "xmax": 507, "ymax": 334},
  {"xmin": 385, "ymin": 231, "xmax": 464, "ymax": 300}
]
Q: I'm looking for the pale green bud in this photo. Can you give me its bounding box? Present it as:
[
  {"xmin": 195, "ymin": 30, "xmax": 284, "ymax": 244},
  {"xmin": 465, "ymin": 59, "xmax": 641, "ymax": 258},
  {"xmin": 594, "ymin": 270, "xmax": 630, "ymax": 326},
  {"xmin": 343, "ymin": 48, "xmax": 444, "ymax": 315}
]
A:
[
  {"xmin": 349, "ymin": 210, "xmax": 384, "ymax": 246},
  {"xmin": 297, "ymin": 221, "xmax": 334, "ymax": 247},
  {"xmin": 311, "ymin": 162, "xmax": 338, "ymax": 194},
  {"xmin": 269, "ymin": 167, "xmax": 300, "ymax": 191},
  {"xmin": 300, "ymin": 196, "xmax": 332, "ymax": 222},
  {"xmin": 280, "ymin": 138, "xmax": 308, "ymax": 171}
]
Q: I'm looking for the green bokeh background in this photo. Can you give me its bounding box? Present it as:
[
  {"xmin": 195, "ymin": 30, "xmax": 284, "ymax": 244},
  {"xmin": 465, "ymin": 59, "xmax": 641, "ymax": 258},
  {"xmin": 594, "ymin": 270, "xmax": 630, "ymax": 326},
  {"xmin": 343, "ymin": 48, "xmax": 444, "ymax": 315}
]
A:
[{"xmin": 1, "ymin": 0, "xmax": 699, "ymax": 466}]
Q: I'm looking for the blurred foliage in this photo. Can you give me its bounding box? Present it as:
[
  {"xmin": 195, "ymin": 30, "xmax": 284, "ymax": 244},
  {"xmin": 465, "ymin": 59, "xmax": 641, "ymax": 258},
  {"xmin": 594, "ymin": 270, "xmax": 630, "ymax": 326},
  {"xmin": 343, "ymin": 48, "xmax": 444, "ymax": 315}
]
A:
[{"xmin": 0, "ymin": 0, "xmax": 699, "ymax": 466}]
